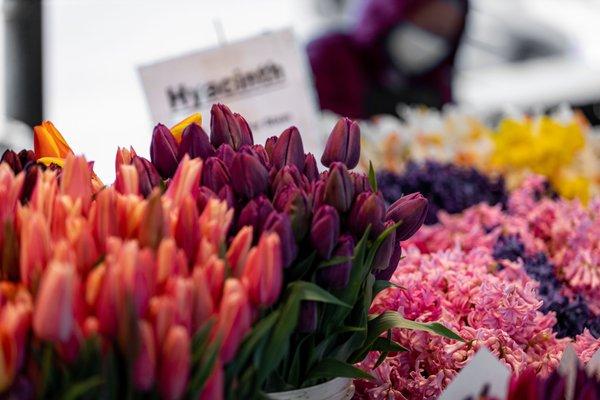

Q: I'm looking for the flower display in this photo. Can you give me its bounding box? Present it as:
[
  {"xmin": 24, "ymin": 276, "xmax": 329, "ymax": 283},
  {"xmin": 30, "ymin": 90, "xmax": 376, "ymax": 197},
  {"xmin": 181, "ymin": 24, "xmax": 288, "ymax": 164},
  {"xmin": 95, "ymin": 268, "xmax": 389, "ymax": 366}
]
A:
[{"xmin": 356, "ymin": 176, "xmax": 600, "ymax": 399}]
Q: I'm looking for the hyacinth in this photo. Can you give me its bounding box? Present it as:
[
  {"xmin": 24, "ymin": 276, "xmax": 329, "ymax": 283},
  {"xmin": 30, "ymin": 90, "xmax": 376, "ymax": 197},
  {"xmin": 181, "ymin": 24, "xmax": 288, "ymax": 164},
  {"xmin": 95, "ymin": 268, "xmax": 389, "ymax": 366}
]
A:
[
  {"xmin": 377, "ymin": 161, "xmax": 507, "ymax": 224},
  {"xmin": 356, "ymin": 176, "xmax": 600, "ymax": 399}
]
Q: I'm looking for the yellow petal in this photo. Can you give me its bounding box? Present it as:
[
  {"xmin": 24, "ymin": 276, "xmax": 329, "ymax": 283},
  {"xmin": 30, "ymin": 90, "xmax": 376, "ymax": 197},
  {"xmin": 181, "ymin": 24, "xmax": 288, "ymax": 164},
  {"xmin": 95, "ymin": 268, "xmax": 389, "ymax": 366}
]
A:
[
  {"xmin": 37, "ymin": 157, "xmax": 65, "ymax": 168},
  {"xmin": 170, "ymin": 113, "xmax": 202, "ymax": 143}
]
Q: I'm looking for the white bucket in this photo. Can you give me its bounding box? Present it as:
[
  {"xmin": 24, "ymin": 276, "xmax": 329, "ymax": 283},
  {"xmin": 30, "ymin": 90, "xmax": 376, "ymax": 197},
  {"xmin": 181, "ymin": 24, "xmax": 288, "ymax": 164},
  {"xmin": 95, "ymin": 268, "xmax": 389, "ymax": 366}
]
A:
[{"xmin": 266, "ymin": 378, "xmax": 355, "ymax": 400}]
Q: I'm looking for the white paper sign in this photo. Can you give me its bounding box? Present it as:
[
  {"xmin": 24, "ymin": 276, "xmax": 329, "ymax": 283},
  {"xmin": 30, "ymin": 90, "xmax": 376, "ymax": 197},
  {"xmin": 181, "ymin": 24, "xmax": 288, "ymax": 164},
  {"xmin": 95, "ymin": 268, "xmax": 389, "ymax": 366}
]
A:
[
  {"xmin": 138, "ymin": 28, "xmax": 321, "ymax": 155},
  {"xmin": 586, "ymin": 347, "xmax": 600, "ymax": 381},
  {"xmin": 439, "ymin": 348, "xmax": 510, "ymax": 400}
]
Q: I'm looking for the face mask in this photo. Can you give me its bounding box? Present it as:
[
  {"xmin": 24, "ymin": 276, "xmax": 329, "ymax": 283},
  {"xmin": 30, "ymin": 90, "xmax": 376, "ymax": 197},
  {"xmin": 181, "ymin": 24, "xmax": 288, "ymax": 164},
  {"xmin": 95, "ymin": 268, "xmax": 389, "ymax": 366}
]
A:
[{"xmin": 387, "ymin": 23, "xmax": 451, "ymax": 75}]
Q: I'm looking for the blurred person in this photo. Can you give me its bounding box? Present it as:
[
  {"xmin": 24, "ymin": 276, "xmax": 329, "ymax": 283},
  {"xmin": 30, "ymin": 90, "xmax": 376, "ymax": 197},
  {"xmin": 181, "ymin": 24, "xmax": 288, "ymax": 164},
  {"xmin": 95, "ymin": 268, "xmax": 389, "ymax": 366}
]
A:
[{"xmin": 308, "ymin": 0, "xmax": 469, "ymax": 119}]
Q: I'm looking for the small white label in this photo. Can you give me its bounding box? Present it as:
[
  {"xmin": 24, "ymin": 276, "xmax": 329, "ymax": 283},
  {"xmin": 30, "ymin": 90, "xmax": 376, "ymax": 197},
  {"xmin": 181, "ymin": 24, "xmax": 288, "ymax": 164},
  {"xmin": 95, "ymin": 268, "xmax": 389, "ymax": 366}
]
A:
[{"xmin": 138, "ymin": 28, "xmax": 321, "ymax": 155}]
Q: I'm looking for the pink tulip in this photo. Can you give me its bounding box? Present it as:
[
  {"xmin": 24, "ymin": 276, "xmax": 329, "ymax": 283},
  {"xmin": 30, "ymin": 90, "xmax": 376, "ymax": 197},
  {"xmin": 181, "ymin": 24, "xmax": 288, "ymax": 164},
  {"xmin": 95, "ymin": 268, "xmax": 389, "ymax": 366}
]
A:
[
  {"xmin": 114, "ymin": 164, "xmax": 140, "ymax": 196},
  {"xmin": 33, "ymin": 260, "xmax": 75, "ymax": 342},
  {"xmin": 199, "ymin": 359, "xmax": 224, "ymax": 400},
  {"xmin": 226, "ymin": 226, "xmax": 253, "ymax": 277},
  {"xmin": 164, "ymin": 155, "xmax": 202, "ymax": 208},
  {"xmin": 158, "ymin": 325, "xmax": 190, "ymax": 400},
  {"xmin": 133, "ymin": 320, "xmax": 156, "ymax": 391},
  {"xmin": 19, "ymin": 211, "xmax": 51, "ymax": 287},
  {"xmin": 115, "ymin": 146, "xmax": 136, "ymax": 169},
  {"xmin": 191, "ymin": 268, "xmax": 215, "ymax": 333},
  {"xmin": 0, "ymin": 326, "xmax": 17, "ymax": 392},
  {"xmin": 156, "ymin": 239, "xmax": 187, "ymax": 286},
  {"xmin": 174, "ymin": 196, "xmax": 200, "ymax": 263},
  {"xmin": 242, "ymin": 233, "xmax": 282, "ymax": 308},
  {"xmin": 198, "ymin": 199, "xmax": 233, "ymax": 252},
  {"xmin": 165, "ymin": 278, "xmax": 193, "ymax": 332},
  {"xmin": 149, "ymin": 296, "xmax": 176, "ymax": 347},
  {"xmin": 200, "ymin": 256, "xmax": 225, "ymax": 305},
  {"xmin": 60, "ymin": 155, "xmax": 93, "ymax": 212},
  {"xmin": 215, "ymin": 278, "xmax": 251, "ymax": 363},
  {"xmin": 89, "ymin": 188, "xmax": 118, "ymax": 250},
  {"xmin": 69, "ymin": 220, "xmax": 99, "ymax": 275},
  {"xmin": 29, "ymin": 169, "xmax": 58, "ymax": 222}
]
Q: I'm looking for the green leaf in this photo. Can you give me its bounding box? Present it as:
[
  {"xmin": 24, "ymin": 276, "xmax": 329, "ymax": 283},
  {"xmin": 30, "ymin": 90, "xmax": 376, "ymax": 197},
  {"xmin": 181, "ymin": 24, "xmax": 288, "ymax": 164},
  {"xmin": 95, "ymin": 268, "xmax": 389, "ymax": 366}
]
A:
[
  {"xmin": 317, "ymin": 255, "xmax": 353, "ymax": 269},
  {"xmin": 189, "ymin": 336, "xmax": 221, "ymax": 398},
  {"xmin": 372, "ymin": 280, "xmax": 401, "ymax": 298},
  {"xmin": 306, "ymin": 358, "xmax": 374, "ymax": 382},
  {"xmin": 368, "ymin": 311, "xmax": 463, "ymax": 341},
  {"xmin": 291, "ymin": 281, "xmax": 351, "ymax": 308},
  {"xmin": 286, "ymin": 251, "xmax": 317, "ymax": 282},
  {"xmin": 368, "ymin": 161, "xmax": 378, "ymax": 193},
  {"xmin": 62, "ymin": 376, "xmax": 104, "ymax": 400},
  {"xmin": 192, "ymin": 318, "xmax": 216, "ymax": 364},
  {"xmin": 230, "ymin": 310, "xmax": 279, "ymax": 377}
]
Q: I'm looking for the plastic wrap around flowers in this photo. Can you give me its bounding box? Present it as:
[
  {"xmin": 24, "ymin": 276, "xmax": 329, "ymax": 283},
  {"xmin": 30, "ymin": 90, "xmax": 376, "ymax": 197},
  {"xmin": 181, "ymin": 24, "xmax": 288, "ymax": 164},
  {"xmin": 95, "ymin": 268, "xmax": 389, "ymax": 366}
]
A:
[
  {"xmin": 349, "ymin": 106, "xmax": 600, "ymax": 204},
  {"xmin": 355, "ymin": 176, "xmax": 600, "ymax": 400},
  {"xmin": 0, "ymin": 105, "xmax": 461, "ymax": 399}
]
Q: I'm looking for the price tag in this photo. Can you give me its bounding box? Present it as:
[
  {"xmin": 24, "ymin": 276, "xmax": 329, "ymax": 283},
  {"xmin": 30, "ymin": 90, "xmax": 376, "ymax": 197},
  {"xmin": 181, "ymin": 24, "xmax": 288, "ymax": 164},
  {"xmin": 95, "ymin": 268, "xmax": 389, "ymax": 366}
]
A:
[{"xmin": 138, "ymin": 28, "xmax": 321, "ymax": 155}]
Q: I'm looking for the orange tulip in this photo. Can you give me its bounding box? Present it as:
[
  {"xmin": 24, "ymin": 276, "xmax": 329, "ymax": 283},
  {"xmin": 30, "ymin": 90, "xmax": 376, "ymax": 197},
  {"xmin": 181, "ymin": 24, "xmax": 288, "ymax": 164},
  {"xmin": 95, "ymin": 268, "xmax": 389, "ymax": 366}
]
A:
[
  {"xmin": 242, "ymin": 232, "xmax": 282, "ymax": 308},
  {"xmin": 34, "ymin": 121, "xmax": 73, "ymax": 161},
  {"xmin": 215, "ymin": 278, "xmax": 251, "ymax": 363}
]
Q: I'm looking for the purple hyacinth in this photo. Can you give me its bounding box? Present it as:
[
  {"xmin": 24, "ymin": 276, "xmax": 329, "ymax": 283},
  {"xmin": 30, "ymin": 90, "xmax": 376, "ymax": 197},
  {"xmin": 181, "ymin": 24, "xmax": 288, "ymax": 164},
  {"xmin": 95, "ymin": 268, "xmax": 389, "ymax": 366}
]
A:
[
  {"xmin": 377, "ymin": 161, "xmax": 507, "ymax": 224},
  {"xmin": 493, "ymin": 234, "xmax": 526, "ymax": 262}
]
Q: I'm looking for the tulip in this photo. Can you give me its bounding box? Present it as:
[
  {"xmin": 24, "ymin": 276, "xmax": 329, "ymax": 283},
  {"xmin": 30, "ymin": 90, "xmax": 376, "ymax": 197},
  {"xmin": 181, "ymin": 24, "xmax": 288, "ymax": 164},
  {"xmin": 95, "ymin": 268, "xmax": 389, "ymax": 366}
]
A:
[
  {"xmin": 317, "ymin": 235, "xmax": 354, "ymax": 289},
  {"xmin": 115, "ymin": 146, "xmax": 136, "ymax": 169},
  {"xmin": 352, "ymin": 172, "xmax": 370, "ymax": 194},
  {"xmin": 271, "ymin": 165, "xmax": 309, "ymax": 193},
  {"xmin": 61, "ymin": 155, "xmax": 94, "ymax": 211},
  {"xmin": 164, "ymin": 156, "xmax": 202, "ymax": 208},
  {"xmin": 115, "ymin": 164, "xmax": 139, "ymax": 195},
  {"xmin": 150, "ymin": 124, "xmax": 179, "ymax": 179},
  {"xmin": 33, "ymin": 120, "xmax": 73, "ymax": 160},
  {"xmin": 132, "ymin": 156, "xmax": 162, "ymax": 198},
  {"xmin": 210, "ymin": 103, "xmax": 239, "ymax": 149},
  {"xmin": 215, "ymin": 144, "xmax": 236, "ymax": 170},
  {"xmin": 138, "ymin": 190, "xmax": 165, "ymax": 249},
  {"xmin": 385, "ymin": 192, "xmax": 428, "ymax": 241},
  {"xmin": 133, "ymin": 319, "xmax": 156, "ymax": 391},
  {"xmin": 33, "ymin": 260, "xmax": 75, "ymax": 342},
  {"xmin": 310, "ymin": 205, "xmax": 340, "ymax": 259},
  {"xmin": 90, "ymin": 188, "xmax": 119, "ymax": 250},
  {"xmin": 19, "ymin": 211, "xmax": 51, "ymax": 287},
  {"xmin": 237, "ymin": 195, "xmax": 274, "ymax": 237},
  {"xmin": 271, "ymin": 126, "xmax": 305, "ymax": 170},
  {"xmin": 190, "ymin": 268, "xmax": 215, "ymax": 332},
  {"xmin": 226, "ymin": 226, "xmax": 253, "ymax": 277},
  {"xmin": 297, "ymin": 301, "xmax": 318, "ymax": 333},
  {"xmin": 1, "ymin": 150, "xmax": 22, "ymax": 173},
  {"xmin": 322, "ymin": 162, "xmax": 354, "ymax": 213},
  {"xmin": 165, "ymin": 278, "xmax": 194, "ymax": 332},
  {"xmin": 20, "ymin": 164, "xmax": 39, "ymax": 204},
  {"xmin": 174, "ymin": 196, "xmax": 200, "ymax": 263},
  {"xmin": 196, "ymin": 187, "xmax": 217, "ymax": 214},
  {"xmin": 177, "ymin": 122, "xmax": 214, "ymax": 160},
  {"xmin": 242, "ymin": 233, "xmax": 282, "ymax": 307},
  {"xmin": 215, "ymin": 278, "xmax": 252, "ymax": 363},
  {"xmin": 264, "ymin": 211, "xmax": 298, "ymax": 268},
  {"xmin": 252, "ymin": 144, "xmax": 270, "ymax": 168},
  {"xmin": 234, "ymin": 113, "xmax": 254, "ymax": 148},
  {"xmin": 372, "ymin": 220, "xmax": 396, "ymax": 271},
  {"xmin": 0, "ymin": 328, "xmax": 17, "ymax": 392},
  {"xmin": 199, "ymin": 360, "xmax": 224, "ymax": 400},
  {"xmin": 170, "ymin": 112, "xmax": 202, "ymax": 143},
  {"xmin": 200, "ymin": 256, "xmax": 226, "ymax": 305},
  {"xmin": 201, "ymin": 157, "xmax": 230, "ymax": 193},
  {"xmin": 230, "ymin": 152, "xmax": 268, "ymax": 199},
  {"xmin": 218, "ymin": 184, "xmax": 235, "ymax": 210},
  {"xmin": 198, "ymin": 199, "xmax": 233, "ymax": 253},
  {"xmin": 373, "ymin": 240, "xmax": 401, "ymax": 281},
  {"xmin": 156, "ymin": 239, "xmax": 187, "ymax": 285},
  {"xmin": 321, "ymin": 117, "xmax": 360, "ymax": 169},
  {"xmin": 304, "ymin": 153, "xmax": 319, "ymax": 182},
  {"xmin": 18, "ymin": 150, "xmax": 35, "ymax": 169},
  {"xmin": 158, "ymin": 325, "xmax": 191, "ymax": 400},
  {"xmin": 265, "ymin": 136, "xmax": 278, "ymax": 158},
  {"xmin": 274, "ymin": 185, "xmax": 311, "ymax": 240},
  {"xmin": 149, "ymin": 296, "xmax": 177, "ymax": 347},
  {"xmin": 349, "ymin": 191, "xmax": 386, "ymax": 237}
]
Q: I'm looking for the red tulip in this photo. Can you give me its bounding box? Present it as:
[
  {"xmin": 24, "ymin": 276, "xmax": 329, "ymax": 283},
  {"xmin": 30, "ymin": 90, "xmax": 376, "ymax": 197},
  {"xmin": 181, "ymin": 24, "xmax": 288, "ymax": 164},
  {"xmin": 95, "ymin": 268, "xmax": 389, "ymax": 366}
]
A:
[
  {"xmin": 215, "ymin": 278, "xmax": 251, "ymax": 363},
  {"xmin": 158, "ymin": 325, "xmax": 190, "ymax": 400},
  {"xmin": 133, "ymin": 319, "xmax": 156, "ymax": 391},
  {"xmin": 242, "ymin": 233, "xmax": 282, "ymax": 307}
]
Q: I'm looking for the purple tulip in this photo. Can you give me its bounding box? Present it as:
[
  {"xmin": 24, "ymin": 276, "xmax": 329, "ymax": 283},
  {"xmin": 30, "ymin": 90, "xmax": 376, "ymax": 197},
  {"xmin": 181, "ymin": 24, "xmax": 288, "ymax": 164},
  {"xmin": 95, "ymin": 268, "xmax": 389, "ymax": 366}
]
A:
[
  {"xmin": 322, "ymin": 162, "xmax": 354, "ymax": 213},
  {"xmin": 349, "ymin": 191, "xmax": 386, "ymax": 237},
  {"xmin": 303, "ymin": 153, "xmax": 319, "ymax": 182},
  {"xmin": 177, "ymin": 123, "xmax": 214, "ymax": 160},
  {"xmin": 273, "ymin": 184, "xmax": 311, "ymax": 240},
  {"xmin": 310, "ymin": 205, "xmax": 340, "ymax": 259},
  {"xmin": 321, "ymin": 117, "xmax": 360, "ymax": 169},
  {"xmin": 298, "ymin": 301, "xmax": 318, "ymax": 333},
  {"xmin": 1, "ymin": 150, "xmax": 22, "ymax": 173},
  {"xmin": 238, "ymin": 195, "xmax": 275, "ymax": 237},
  {"xmin": 372, "ymin": 220, "xmax": 397, "ymax": 271},
  {"xmin": 264, "ymin": 211, "xmax": 298, "ymax": 268},
  {"xmin": 252, "ymin": 144, "xmax": 270, "ymax": 169},
  {"xmin": 150, "ymin": 123, "xmax": 179, "ymax": 179},
  {"xmin": 197, "ymin": 187, "xmax": 217, "ymax": 214},
  {"xmin": 132, "ymin": 156, "xmax": 162, "ymax": 198},
  {"xmin": 234, "ymin": 113, "xmax": 254, "ymax": 148},
  {"xmin": 218, "ymin": 185, "xmax": 235, "ymax": 210},
  {"xmin": 386, "ymin": 193, "xmax": 428, "ymax": 241},
  {"xmin": 265, "ymin": 136, "xmax": 278, "ymax": 159},
  {"xmin": 317, "ymin": 235, "xmax": 354, "ymax": 289},
  {"xmin": 201, "ymin": 157, "xmax": 231, "ymax": 193},
  {"xmin": 210, "ymin": 103, "xmax": 239, "ymax": 149},
  {"xmin": 271, "ymin": 126, "xmax": 305, "ymax": 170},
  {"xmin": 21, "ymin": 164, "xmax": 40, "ymax": 204},
  {"xmin": 351, "ymin": 172, "xmax": 370, "ymax": 194},
  {"xmin": 271, "ymin": 165, "xmax": 309, "ymax": 193},
  {"xmin": 215, "ymin": 144, "xmax": 236, "ymax": 170},
  {"xmin": 373, "ymin": 240, "xmax": 401, "ymax": 281},
  {"xmin": 18, "ymin": 149, "xmax": 35, "ymax": 169},
  {"xmin": 230, "ymin": 152, "xmax": 269, "ymax": 199}
]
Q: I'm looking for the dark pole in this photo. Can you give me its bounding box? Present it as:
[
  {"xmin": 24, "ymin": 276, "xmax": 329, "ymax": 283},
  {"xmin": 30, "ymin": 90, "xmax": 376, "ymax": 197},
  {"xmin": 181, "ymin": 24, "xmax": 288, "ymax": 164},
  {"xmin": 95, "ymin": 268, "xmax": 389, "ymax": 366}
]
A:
[{"xmin": 4, "ymin": 0, "xmax": 43, "ymax": 127}]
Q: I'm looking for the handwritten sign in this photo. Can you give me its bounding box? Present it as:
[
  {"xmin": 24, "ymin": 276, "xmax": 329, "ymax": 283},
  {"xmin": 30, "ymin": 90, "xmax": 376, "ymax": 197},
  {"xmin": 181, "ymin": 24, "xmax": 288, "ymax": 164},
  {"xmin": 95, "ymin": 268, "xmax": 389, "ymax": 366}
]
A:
[{"xmin": 138, "ymin": 28, "xmax": 321, "ymax": 155}]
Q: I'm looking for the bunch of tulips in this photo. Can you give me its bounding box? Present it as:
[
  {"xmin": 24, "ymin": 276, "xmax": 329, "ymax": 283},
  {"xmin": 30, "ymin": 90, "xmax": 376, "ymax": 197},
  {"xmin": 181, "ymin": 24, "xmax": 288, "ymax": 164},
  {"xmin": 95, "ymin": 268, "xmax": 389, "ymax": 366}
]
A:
[{"xmin": 0, "ymin": 104, "xmax": 458, "ymax": 399}]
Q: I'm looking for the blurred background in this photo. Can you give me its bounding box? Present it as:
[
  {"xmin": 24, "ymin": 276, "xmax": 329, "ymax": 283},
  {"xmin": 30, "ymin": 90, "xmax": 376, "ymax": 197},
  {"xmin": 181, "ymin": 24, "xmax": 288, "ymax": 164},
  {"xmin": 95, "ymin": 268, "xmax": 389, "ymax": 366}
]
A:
[{"xmin": 3, "ymin": 0, "xmax": 600, "ymax": 179}]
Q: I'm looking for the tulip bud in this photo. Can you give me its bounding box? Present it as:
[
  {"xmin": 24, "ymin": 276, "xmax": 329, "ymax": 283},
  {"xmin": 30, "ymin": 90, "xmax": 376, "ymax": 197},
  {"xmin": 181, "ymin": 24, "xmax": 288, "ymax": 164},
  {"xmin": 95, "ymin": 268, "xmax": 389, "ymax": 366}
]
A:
[
  {"xmin": 304, "ymin": 153, "xmax": 319, "ymax": 182},
  {"xmin": 317, "ymin": 235, "xmax": 354, "ymax": 289},
  {"xmin": 322, "ymin": 162, "xmax": 354, "ymax": 213},
  {"xmin": 218, "ymin": 185, "xmax": 235, "ymax": 210},
  {"xmin": 115, "ymin": 146, "xmax": 136, "ymax": 169},
  {"xmin": 177, "ymin": 123, "xmax": 214, "ymax": 160},
  {"xmin": 237, "ymin": 195, "xmax": 275, "ymax": 237},
  {"xmin": 310, "ymin": 205, "xmax": 340, "ymax": 259},
  {"xmin": 352, "ymin": 172, "xmax": 370, "ymax": 194},
  {"xmin": 252, "ymin": 144, "xmax": 270, "ymax": 169},
  {"xmin": 274, "ymin": 185, "xmax": 311, "ymax": 240},
  {"xmin": 385, "ymin": 193, "xmax": 428, "ymax": 241},
  {"xmin": 265, "ymin": 136, "xmax": 278, "ymax": 158},
  {"xmin": 174, "ymin": 196, "xmax": 200, "ymax": 263},
  {"xmin": 33, "ymin": 261, "xmax": 75, "ymax": 342},
  {"xmin": 226, "ymin": 226, "xmax": 253, "ymax": 277},
  {"xmin": 297, "ymin": 301, "xmax": 318, "ymax": 333},
  {"xmin": 196, "ymin": 187, "xmax": 216, "ymax": 214},
  {"xmin": 264, "ymin": 211, "xmax": 298, "ymax": 268},
  {"xmin": 0, "ymin": 329, "xmax": 17, "ymax": 392},
  {"xmin": 201, "ymin": 157, "xmax": 230, "ymax": 193},
  {"xmin": 138, "ymin": 190, "xmax": 165, "ymax": 249},
  {"xmin": 1, "ymin": 150, "xmax": 22, "ymax": 173},
  {"xmin": 18, "ymin": 150, "xmax": 35, "ymax": 169},
  {"xmin": 349, "ymin": 191, "xmax": 386, "ymax": 237},
  {"xmin": 271, "ymin": 165, "xmax": 309, "ymax": 193},
  {"xmin": 20, "ymin": 211, "xmax": 51, "ymax": 287},
  {"xmin": 210, "ymin": 103, "xmax": 239, "ymax": 149},
  {"xmin": 234, "ymin": 113, "xmax": 254, "ymax": 148},
  {"xmin": 199, "ymin": 360, "xmax": 224, "ymax": 400},
  {"xmin": 373, "ymin": 241, "xmax": 402, "ymax": 281},
  {"xmin": 132, "ymin": 156, "xmax": 162, "ymax": 198},
  {"xmin": 321, "ymin": 118, "xmax": 360, "ymax": 169},
  {"xmin": 216, "ymin": 278, "xmax": 252, "ymax": 363},
  {"xmin": 271, "ymin": 126, "xmax": 305, "ymax": 170},
  {"xmin": 242, "ymin": 233, "xmax": 282, "ymax": 307},
  {"xmin": 372, "ymin": 220, "xmax": 396, "ymax": 271},
  {"xmin": 150, "ymin": 124, "xmax": 179, "ymax": 179},
  {"xmin": 133, "ymin": 320, "xmax": 156, "ymax": 391},
  {"xmin": 230, "ymin": 152, "xmax": 269, "ymax": 199},
  {"xmin": 20, "ymin": 164, "xmax": 39, "ymax": 204},
  {"xmin": 34, "ymin": 121, "xmax": 73, "ymax": 159},
  {"xmin": 115, "ymin": 164, "xmax": 139, "ymax": 195},
  {"xmin": 215, "ymin": 144, "xmax": 236, "ymax": 170},
  {"xmin": 158, "ymin": 325, "xmax": 190, "ymax": 400},
  {"xmin": 170, "ymin": 113, "xmax": 202, "ymax": 143}
]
